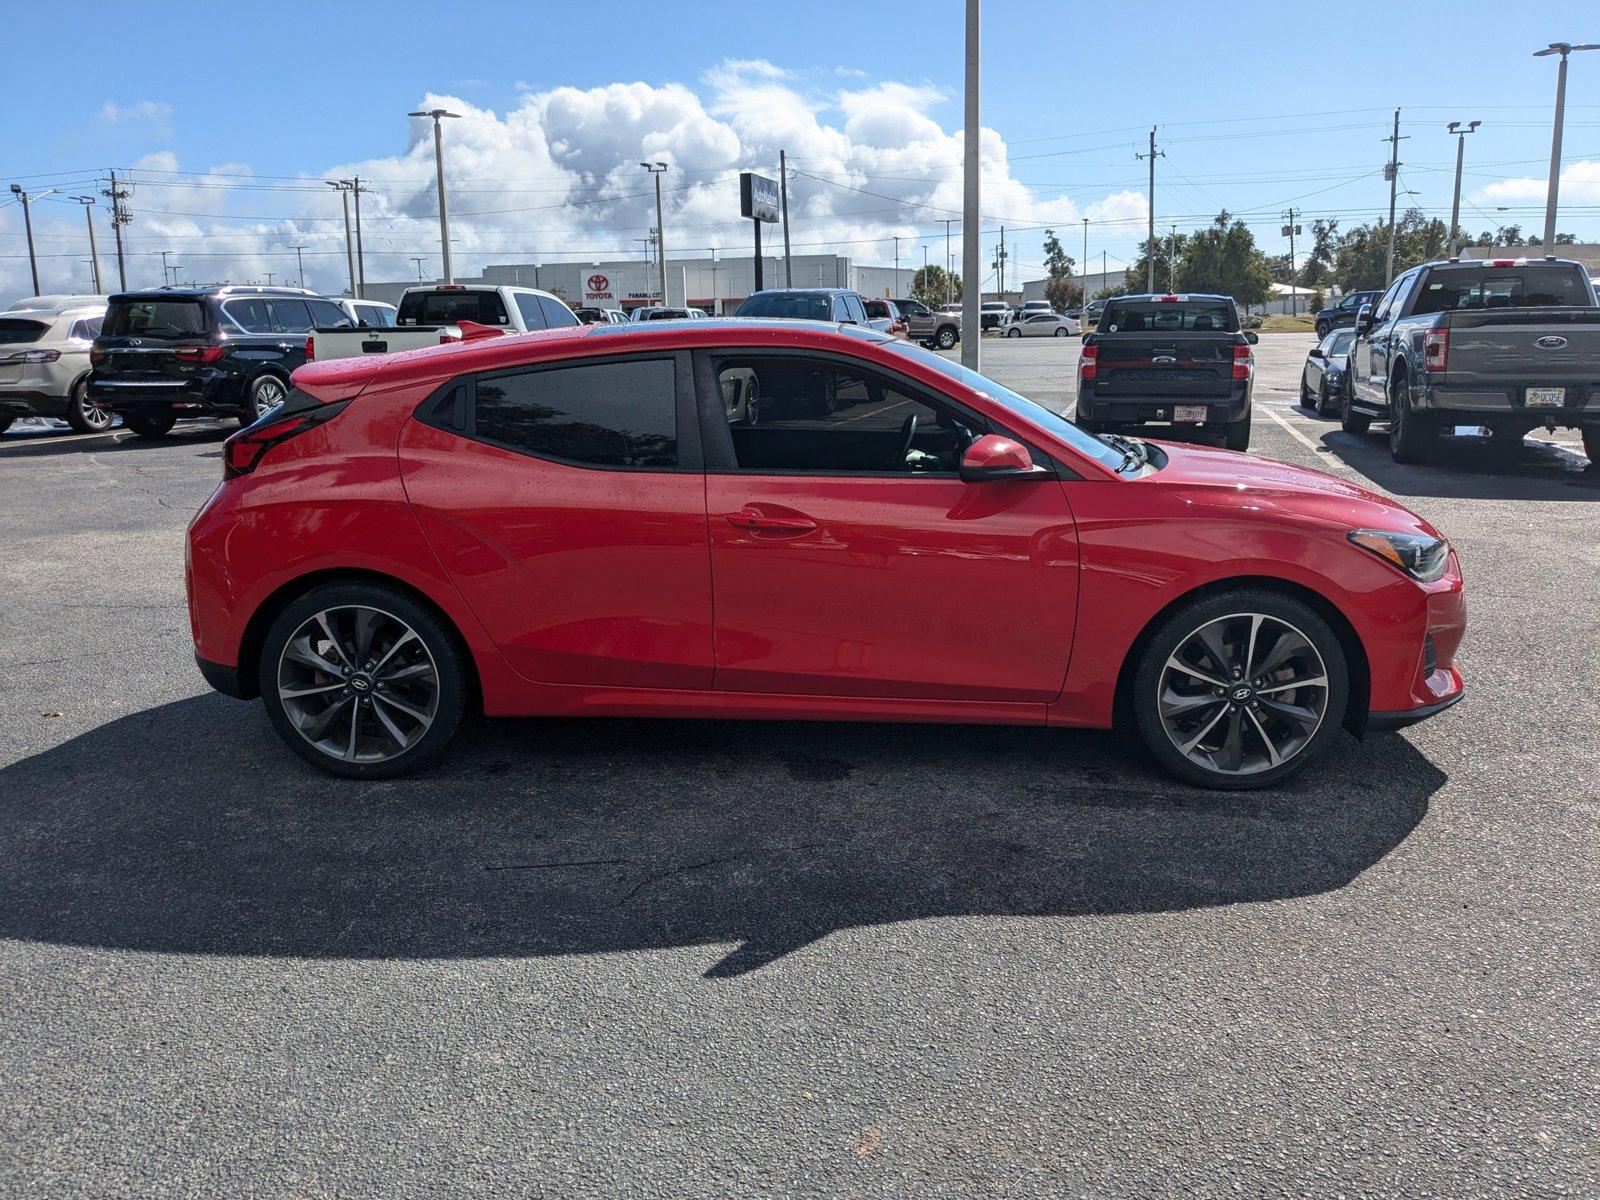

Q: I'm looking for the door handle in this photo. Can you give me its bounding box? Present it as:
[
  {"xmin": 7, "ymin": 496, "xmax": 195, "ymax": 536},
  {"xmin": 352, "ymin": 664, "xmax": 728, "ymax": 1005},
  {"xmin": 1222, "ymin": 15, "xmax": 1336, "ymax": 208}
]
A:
[{"xmin": 725, "ymin": 507, "xmax": 817, "ymax": 536}]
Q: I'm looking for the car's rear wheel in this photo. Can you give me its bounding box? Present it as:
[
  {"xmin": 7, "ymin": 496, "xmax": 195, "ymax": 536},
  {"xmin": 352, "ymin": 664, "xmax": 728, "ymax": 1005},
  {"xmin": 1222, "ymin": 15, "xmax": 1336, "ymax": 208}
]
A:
[
  {"xmin": 123, "ymin": 408, "xmax": 177, "ymax": 438},
  {"xmin": 244, "ymin": 374, "xmax": 288, "ymax": 425},
  {"xmin": 1006, "ymin": 327, "xmax": 1022, "ymax": 338},
  {"xmin": 1223, "ymin": 414, "xmax": 1251, "ymax": 452},
  {"xmin": 64, "ymin": 378, "xmax": 116, "ymax": 434},
  {"xmin": 1582, "ymin": 425, "xmax": 1600, "ymax": 465},
  {"xmin": 1388, "ymin": 371, "xmax": 1435, "ymax": 464},
  {"xmin": 0, "ymin": 415, "xmax": 13, "ymax": 435},
  {"xmin": 259, "ymin": 583, "xmax": 468, "ymax": 779},
  {"xmin": 935, "ymin": 327, "xmax": 957, "ymax": 350},
  {"xmin": 1315, "ymin": 321, "xmax": 1330, "ymax": 338},
  {"xmin": 1054, "ymin": 327, "xmax": 1069, "ymax": 337},
  {"xmin": 1133, "ymin": 591, "xmax": 1348, "ymax": 790}
]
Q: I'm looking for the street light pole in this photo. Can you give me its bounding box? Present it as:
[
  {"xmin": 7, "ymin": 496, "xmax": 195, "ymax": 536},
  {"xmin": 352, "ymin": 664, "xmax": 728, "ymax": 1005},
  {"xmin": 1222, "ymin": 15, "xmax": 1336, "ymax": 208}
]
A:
[
  {"xmin": 409, "ymin": 108, "xmax": 462, "ymax": 283},
  {"xmin": 71, "ymin": 196, "xmax": 103, "ymax": 292},
  {"xmin": 293, "ymin": 245, "xmax": 307, "ymax": 288},
  {"xmin": 411, "ymin": 256, "xmax": 425, "ymax": 283},
  {"xmin": 1446, "ymin": 120, "xmax": 1480, "ymax": 257},
  {"xmin": 893, "ymin": 234, "xmax": 904, "ymax": 297},
  {"xmin": 943, "ymin": 219, "xmax": 954, "ymax": 306},
  {"xmin": 9, "ymin": 184, "xmax": 42, "ymax": 296},
  {"xmin": 1534, "ymin": 43, "xmax": 1600, "ymax": 249},
  {"xmin": 639, "ymin": 163, "xmax": 668, "ymax": 305},
  {"xmin": 1081, "ymin": 217, "xmax": 1089, "ymax": 308},
  {"xmin": 327, "ymin": 180, "xmax": 356, "ymax": 296}
]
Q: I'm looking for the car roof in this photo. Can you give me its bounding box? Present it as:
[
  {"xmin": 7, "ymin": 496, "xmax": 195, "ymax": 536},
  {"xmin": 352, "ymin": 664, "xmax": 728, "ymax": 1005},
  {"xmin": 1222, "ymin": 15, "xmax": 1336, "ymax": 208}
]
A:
[
  {"xmin": 108, "ymin": 285, "xmax": 320, "ymax": 301},
  {"xmin": 743, "ymin": 288, "xmax": 858, "ymax": 297},
  {"xmin": 1110, "ymin": 293, "xmax": 1233, "ymax": 303}
]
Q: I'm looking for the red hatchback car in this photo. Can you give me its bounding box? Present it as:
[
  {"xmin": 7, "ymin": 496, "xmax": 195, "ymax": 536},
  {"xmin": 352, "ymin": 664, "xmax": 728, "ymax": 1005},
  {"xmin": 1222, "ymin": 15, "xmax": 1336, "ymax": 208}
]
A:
[{"xmin": 186, "ymin": 320, "xmax": 1465, "ymax": 789}]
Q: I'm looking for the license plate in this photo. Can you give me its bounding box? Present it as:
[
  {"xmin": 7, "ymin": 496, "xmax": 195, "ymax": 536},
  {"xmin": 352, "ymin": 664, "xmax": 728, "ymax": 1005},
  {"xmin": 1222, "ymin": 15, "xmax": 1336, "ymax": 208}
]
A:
[
  {"xmin": 1174, "ymin": 405, "xmax": 1208, "ymax": 423},
  {"xmin": 1526, "ymin": 387, "xmax": 1565, "ymax": 407}
]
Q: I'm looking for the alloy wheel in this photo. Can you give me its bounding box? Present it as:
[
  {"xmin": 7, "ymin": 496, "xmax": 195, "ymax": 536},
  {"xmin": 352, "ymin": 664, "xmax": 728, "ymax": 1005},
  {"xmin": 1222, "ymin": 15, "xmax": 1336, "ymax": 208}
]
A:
[
  {"xmin": 1156, "ymin": 612, "xmax": 1329, "ymax": 777},
  {"xmin": 253, "ymin": 377, "xmax": 287, "ymax": 420},
  {"xmin": 276, "ymin": 605, "xmax": 439, "ymax": 765}
]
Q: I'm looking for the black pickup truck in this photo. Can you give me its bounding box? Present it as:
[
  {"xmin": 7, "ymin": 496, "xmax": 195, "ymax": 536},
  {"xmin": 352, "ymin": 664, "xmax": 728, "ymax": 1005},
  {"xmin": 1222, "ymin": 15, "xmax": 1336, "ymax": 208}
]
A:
[
  {"xmin": 1346, "ymin": 256, "xmax": 1600, "ymax": 463},
  {"xmin": 1075, "ymin": 293, "xmax": 1259, "ymax": 450}
]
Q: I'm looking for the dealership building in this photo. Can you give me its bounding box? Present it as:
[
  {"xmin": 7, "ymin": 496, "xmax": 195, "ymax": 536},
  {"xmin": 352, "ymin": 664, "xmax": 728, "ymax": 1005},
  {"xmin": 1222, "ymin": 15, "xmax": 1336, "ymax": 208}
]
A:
[{"xmin": 362, "ymin": 252, "xmax": 937, "ymax": 314}]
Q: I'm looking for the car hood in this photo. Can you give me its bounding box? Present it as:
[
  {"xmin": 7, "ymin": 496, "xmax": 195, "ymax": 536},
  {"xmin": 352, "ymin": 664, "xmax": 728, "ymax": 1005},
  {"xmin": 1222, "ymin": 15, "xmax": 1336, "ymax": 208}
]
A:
[{"xmin": 1148, "ymin": 438, "xmax": 1443, "ymax": 538}]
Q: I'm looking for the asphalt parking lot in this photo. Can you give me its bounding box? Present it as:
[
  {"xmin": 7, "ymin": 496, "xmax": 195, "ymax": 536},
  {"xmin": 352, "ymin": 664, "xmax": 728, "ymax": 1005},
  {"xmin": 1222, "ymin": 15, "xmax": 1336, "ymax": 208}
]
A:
[{"xmin": 3, "ymin": 334, "xmax": 1597, "ymax": 1198}]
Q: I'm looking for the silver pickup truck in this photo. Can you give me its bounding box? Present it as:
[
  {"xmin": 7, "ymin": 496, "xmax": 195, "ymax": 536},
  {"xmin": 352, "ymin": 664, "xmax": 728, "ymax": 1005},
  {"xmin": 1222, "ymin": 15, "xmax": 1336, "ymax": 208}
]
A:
[
  {"xmin": 1345, "ymin": 256, "xmax": 1600, "ymax": 463},
  {"xmin": 307, "ymin": 283, "xmax": 579, "ymax": 361}
]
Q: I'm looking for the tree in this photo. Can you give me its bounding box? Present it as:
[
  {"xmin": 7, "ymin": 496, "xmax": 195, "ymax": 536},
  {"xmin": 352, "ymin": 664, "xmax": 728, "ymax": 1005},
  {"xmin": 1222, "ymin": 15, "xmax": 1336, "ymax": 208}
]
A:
[
  {"xmin": 1331, "ymin": 209, "xmax": 1451, "ymax": 292},
  {"xmin": 1124, "ymin": 233, "xmax": 1188, "ymax": 294},
  {"xmin": 1175, "ymin": 213, "xmax": 1273, "ymax": 306},
  {"xmin": 1093, "ymin": 282, "xmax": 1130, "ymax": 302},
  {"xmin": 1041, "ymin": 229, "xmax": 1080, "ymax": 311},
  {"xmin": 910, "ymin": 265, "xmax": 959, "ymax": 306}
]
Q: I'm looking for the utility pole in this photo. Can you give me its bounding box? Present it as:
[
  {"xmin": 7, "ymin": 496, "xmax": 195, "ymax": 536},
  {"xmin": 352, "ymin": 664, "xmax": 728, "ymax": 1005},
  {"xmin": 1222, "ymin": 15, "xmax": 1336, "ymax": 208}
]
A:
[
  {"xmin": 1534, "ymin": 43, "xmax": 1599, "ymax": 248},
  {"xmin": 351, "ymin": 176, "xmax": 370, "ymax": 297},
  {"xmin": 293, "ymin": 245, "xmax": 307, "ymax": 288},
  {"xmin": 893, "ymin": 234, "xmax": 904, "ymax": 297},
  {"xmin": 409, "ymin": 108, "xmax": 462, "ymax": 283},
  {"xmin": 8, "ymin": 185, "xmax": 41, "ymax": 295},
  {"xmin": 639, "ymin": 162, "xmax": 668, "ymax": 303},
  {"xmin": 72, "ymin": 196, "xmax": 103, "ymax": 292},
  {"xmin": 944, "ymin": 219, "xmax": 956, "ymax": 305},
  {"xmin": 327, "ymin": 180, "xmax": 356, "ymax": 296},
  {"xmin": 1446, "ymin": 121, "xmax": 1480, "ymax": 257},
  {"xmin": 1136, "ymin": 126, "xmax": 1163, "ymax": 293},
  {"xmin": 1281, "ymin": 208, "xmax": 1301, "ymax": 315},
  {"xmin": 411, "ymin": 256, "xmax": 425, "ymax": 282},
  {"xmin": 1081, "ymin": 217, "xmax": 1089, "ymax": 308},
  {"xmin": 961, "ymin": 0, "xmax": 981, "ymax": 369},
  {"xmin": 1383, "ymin": 109, "xmax": 1407, "ymax": 284},
  {"xmin": 779, "ymin": 149, "xmax": 793, "ymax": 286},
  {"xmin": 102, "ymin": 169, "xmax": 131, "ymax": 291},
  {"xmin": 160, "ymin": 250, "xmax": 174, "ymax": 286},
  {"xmin": 994, "ymin": 226, "xmax": 1007, "ymax": 297},
  {"xmin": 1169, "ymin": 224, "xmax": 1179, "ymax": 293}
]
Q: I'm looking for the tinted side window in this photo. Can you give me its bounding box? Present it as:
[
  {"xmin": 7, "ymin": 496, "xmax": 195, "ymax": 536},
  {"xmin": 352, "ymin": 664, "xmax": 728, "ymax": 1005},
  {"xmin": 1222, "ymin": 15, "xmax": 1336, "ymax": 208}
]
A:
[
  {"xmin": 843, "ymin": 295, "xmax": 868, "ymax": 325},
  {"xmin": 308, "ymin": 299, "xmax": 353, "ymax": 328},
  {"xmin": 69, "ymin": 318, "xmax": 103, "ymax": 340},
  {"xmin": 224, "ymin": 299, "xmax": 274, "ymax": 333},
  {"xmin": 539, "ymin": 295, "xmax": 578, "ymax": 328},
  {"xmin": 268, "ymin": 299, "xmax": 314, "ymax": 333},
  {"xmin": 513, "ymin": 293, "xmax": 546, "ymax": 330},
  {"xmin": 1370, "ymin": 278, "xmax": 1405, "ymax": 323},
  {"xmin": 474, "ymin": 358, "xmax": 677, "ymax": 468}
]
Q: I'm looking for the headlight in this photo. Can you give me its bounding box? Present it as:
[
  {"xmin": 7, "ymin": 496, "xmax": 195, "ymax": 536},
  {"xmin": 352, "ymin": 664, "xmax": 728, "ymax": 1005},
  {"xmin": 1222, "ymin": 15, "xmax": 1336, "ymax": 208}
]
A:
[{"xmin": 1348, "ymin": 529, "xmax": 1450, "ymax": 582}]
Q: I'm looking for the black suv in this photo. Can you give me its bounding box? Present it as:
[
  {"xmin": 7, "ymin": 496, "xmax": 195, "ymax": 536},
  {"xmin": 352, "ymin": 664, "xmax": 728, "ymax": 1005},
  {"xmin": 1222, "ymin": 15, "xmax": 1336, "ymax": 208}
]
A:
[
  {"xmin": 1312, "ymin": 290, "xmax": 1380, "ymax": 339},
  {"xmin": 89, "ymin": 286, "xmax": 354, "ymax": 437}
]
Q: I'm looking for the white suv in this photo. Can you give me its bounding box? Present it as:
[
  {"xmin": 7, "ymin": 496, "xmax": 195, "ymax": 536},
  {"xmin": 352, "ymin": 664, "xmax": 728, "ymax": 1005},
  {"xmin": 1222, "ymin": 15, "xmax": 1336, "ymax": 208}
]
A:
[
  {"xmin": 0, "ymin": 303, "xmax": 111, "ymax": 433},
  {"xmin": 396, "ymin": 285, "xmax": 580, "ymax": 332}
]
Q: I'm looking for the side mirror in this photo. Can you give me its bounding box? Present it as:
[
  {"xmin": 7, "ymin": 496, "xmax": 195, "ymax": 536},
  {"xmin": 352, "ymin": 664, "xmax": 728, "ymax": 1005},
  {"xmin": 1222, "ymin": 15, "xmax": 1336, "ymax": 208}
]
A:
[
  {"xmin": 1354, "ymin": 304, "xmax": 1374, "ymax": 334},
  {"xmin": 1243, "ymin": 330, "xmax": 1259, "ymax": 345},
  {"xmin": 1308, "ymin": 346, "xmax": 1324, "ymax": 359},
  {"xmin": 959, "ymin": 434, "xmax": 1052, "ymax": 483}
]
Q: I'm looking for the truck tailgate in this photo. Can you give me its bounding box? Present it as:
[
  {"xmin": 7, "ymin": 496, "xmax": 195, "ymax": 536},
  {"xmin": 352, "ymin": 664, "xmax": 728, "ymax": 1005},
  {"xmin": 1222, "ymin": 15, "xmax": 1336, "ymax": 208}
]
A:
[
  {"xmin": 1441, "ymin": 308, "xmax": 1600, "ymax": 387},
  {"xmin": 1094, "ymin": 333, "xmax": 1237, "ymax": 398}
]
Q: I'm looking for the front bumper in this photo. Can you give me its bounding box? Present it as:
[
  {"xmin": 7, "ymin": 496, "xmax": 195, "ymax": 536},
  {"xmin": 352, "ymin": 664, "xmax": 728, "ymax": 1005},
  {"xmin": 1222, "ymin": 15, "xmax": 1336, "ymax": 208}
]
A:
[{"xmin": 1366, "ymin": 689, "xmax": 1464, "ymax": 733}]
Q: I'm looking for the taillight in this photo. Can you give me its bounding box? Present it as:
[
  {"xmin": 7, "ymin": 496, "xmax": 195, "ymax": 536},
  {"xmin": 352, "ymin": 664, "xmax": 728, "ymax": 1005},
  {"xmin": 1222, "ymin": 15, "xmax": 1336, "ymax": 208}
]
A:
[
  {"xmin": 1079, "ymin": 343, "xmax": 1098, "ymax": 380},
  {"xmin": 1424, "ymin": 328, "xmax": 1449, "ymax": 372},
  {"xmin": 438, "ymin": 332, "xmax": 460, "ymax": 344},
  {"xmin": 305, "ymin": 335, "xmax": 315, "ymax": 361},
  {"xmin": 1232, "ymin": 344, "xmax": 1253, "ymax": 381},
  {"xmin": 174, "ymin": 345, "xmax": 225, "ymax": 364},
  {"xmin": 90, "ymin": 347, "xmax": 107, "ymax": 366},
  {"xmin": 1, "ymin": 348, "xmax": 60, "ymax": 364},
  {"xmin": 222, "ymin": 400, "xmax": 349, "ymax": 480}
]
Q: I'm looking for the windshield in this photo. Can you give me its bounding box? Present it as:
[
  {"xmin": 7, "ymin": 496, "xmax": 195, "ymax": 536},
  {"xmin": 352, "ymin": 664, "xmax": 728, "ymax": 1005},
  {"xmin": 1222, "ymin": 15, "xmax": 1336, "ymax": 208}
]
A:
[
  {"xmin": 737, "ymin": 293, "xmax": 832, "ymax": 320},
  {"xmin": 882, "ymin": 341, "xmax": 1126, "ymax": 472},
  {"xmin": 102, "ymin": 298, "xmax": 209, "ymax": 339}
]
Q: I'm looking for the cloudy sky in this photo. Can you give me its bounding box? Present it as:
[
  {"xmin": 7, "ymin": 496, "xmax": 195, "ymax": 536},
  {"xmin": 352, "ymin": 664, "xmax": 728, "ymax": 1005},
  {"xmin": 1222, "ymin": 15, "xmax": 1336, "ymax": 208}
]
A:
[{"xmin": 4, "ymin": 0, "xmax": 1600, "ymax": 303}]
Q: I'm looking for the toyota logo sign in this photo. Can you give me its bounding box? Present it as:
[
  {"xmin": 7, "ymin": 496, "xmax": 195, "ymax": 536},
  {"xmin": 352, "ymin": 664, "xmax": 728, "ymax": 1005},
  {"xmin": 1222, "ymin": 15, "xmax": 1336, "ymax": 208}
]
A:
[{"xmin": 588, "ymin": 274, "xmax": 609, "ymax": 293}]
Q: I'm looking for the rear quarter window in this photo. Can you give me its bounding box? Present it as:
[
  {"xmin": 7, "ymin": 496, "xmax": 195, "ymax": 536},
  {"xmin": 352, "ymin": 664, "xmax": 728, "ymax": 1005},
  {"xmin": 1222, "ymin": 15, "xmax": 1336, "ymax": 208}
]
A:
[
  {"xmin": 472, "ymin": 357, "xmax": 678, "ymax": 469},
  {"xmin": 102, "ymin": 299, "xmax": 209, "ymax": 338},
  {"xmin": 0, "ymin": 318, "xmax": 49, "ymax": 345}
]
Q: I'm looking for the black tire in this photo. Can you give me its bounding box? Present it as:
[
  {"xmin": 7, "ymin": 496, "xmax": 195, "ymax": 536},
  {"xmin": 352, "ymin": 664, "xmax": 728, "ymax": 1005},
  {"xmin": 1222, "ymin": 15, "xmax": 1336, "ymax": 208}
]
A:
[
  {"xmin": 1223, "ymin": 413, "xmax": 1251, "ymax": 452},
  {"xmin": 63, "ymin": 377, "xmax": 116, "ymax": 434},
  {"xmin": 243, "ymin": 374, "xmax": 289, "ymax": 426},
  {"xmin": 258, "ymin": 581, "xmax": 468, "ymax": 779},
  {"xmin": 1132, "ymin": 589, "xmax": 1349, "ymax": 790},
  {"xmin": 0, "ymin": 415, "xmax": 13, "ymax": 435},
  {"xmin": 1005, "ymin": 326, "xmax": 1022, "ymax": 338},
  {"xmin": 1316, "ymin": 380, "xmax": 1336, "ymax": 418},
  {"xmin": 1340, "ymin": 388, "xmax": 1371, "ymax": 436},
  {"xmin": 1387, "ymin": 371, "xmax": 1435, "ymax": 464},
  {"xmin": 1299, "ymin": 376, "xmax": 1312, "ymax": 407},
  {"xmin": 123, "ymin": 408, "xmax": 177, "ymax": 438},
  {"xmin": 1582, "ymin": 426, "xmax": 1600, "ymax": 466},
  {"xmin": 1054, "ymin": 327, "xmax": 1069, "ymax": 337},
  {"xmin": 935, "ymin": 326, "xmax": 957, "ymax": 350},
  {"xmin": 1314, "ymin": 321, "xmax": 1330, "ymax": 339}
]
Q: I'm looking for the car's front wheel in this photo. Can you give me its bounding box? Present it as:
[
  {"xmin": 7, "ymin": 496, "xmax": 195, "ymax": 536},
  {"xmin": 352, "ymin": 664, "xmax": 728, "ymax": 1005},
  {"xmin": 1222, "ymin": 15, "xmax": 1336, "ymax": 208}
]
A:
[
  {"xmin": 935, "ymin": 327, "xmax": 957, "ymax": 350},
  {"xmin": 1006, "ymin": 327, "xmax": 1022, "ymax": 338},
  {"xmin": 1133, "ymin": 591, "xmax": 1349, "ymax": 789},
  {"xmin": 259, "ymin": 582, "xmax": 469, "ymax": 779},
  {"xmin": 1314, "ymin": 321, "xmax": 1330, "ymax": 338}
]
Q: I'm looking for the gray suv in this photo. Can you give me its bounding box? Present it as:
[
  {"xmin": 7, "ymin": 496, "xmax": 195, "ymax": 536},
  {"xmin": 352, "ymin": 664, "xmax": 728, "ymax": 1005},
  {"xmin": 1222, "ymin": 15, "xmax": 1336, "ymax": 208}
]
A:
[{"xmin": 890, "ymin": 297, "xmax": 961, "ymax": 350}]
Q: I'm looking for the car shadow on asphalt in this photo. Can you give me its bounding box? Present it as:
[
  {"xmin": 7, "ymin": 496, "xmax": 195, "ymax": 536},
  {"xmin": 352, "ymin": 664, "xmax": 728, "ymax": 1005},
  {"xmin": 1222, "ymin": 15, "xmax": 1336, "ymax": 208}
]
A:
[
  {"xmin": 1312, "ymin": 425, "xmax": 1600, "ymax": 502},
  {"xmin": 0, "ymin": 424, "xmax": 233, "ymax": 459},
  {"xmin": 1, "ymin": 694, "xmax": 1444, "ymax": 978}
]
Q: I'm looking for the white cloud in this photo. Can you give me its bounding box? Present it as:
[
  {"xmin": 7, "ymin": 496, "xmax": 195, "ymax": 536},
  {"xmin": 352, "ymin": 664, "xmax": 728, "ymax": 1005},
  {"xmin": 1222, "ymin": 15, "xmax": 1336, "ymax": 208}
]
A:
[
  {"xmin": 1475, "ymin": 160, "xmax": 1600, "ymax": 206},
  {"xmin": 101, "ymin": 100, "xmax": 173, "ymax": 125},
  {"xmin": 1, "ymin": 69, "xmax": 1148, "ymax": 303}
]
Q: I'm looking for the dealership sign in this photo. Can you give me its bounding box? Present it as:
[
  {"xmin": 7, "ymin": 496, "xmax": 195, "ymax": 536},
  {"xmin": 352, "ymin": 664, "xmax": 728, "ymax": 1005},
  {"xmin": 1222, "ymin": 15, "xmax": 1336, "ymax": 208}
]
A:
[
  {"xmin": 584, "ymin": 272, "xmax": 615, "ymax": 303},
  {"xmin": 740, "ymin": 172, "xmax": 780, "ymax": 223}
]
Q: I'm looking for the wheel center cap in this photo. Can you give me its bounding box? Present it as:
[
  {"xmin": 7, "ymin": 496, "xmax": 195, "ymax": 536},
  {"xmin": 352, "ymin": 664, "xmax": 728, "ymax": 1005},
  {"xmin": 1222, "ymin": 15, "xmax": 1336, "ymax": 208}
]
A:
[
  {"xmin": 1230, "ymin": 684, "xmax": 1253, "ymax": 702},
  {"xmin": 349, "ymin": 674, "xmax": 373, "ymax": 694}
]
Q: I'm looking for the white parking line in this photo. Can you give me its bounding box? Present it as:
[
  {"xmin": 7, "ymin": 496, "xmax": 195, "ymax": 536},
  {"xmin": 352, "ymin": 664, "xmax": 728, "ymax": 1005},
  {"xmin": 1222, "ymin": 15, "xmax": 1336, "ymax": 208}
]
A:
[{"xmin": 1260, "ymin": 404, "xmax": 1355, "ymax": 471}]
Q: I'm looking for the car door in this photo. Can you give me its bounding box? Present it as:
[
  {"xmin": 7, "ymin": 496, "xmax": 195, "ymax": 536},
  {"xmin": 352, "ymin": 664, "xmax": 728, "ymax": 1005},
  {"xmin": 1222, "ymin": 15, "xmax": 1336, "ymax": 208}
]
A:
[
  {"xmin": 220, "ymin": 297, "xmax": 286, "ymax": 372},
  {"xmin": 398, "ymin": 350, "xmax": 714, "ymax": 690},
  {"xmin": 698, "ymin": 348, "xmax": 1079, "ymax": 704},
  {"xmin": 1354, "ymin": 279, "xmax": 1401, "ymax": 404},
  {"xmin": 1367, "ymin": 272, "xmax": 1415, "ymax": 402}
]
